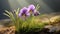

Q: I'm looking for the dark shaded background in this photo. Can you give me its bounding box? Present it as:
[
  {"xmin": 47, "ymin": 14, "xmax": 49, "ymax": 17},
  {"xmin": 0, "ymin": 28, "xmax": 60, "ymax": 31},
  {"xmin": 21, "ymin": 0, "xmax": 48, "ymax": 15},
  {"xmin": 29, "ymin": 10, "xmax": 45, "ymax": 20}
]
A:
[
  {"xmin": 43, "ymin": 0, "xmax": 60, "ymax": 12},
  {"xmin": 0, "ymin": 0, "xmax": 11, "ymax": 19},
  {"xmin": 0, "ymin": 0, "xmax": 60, "ymax": 20}
]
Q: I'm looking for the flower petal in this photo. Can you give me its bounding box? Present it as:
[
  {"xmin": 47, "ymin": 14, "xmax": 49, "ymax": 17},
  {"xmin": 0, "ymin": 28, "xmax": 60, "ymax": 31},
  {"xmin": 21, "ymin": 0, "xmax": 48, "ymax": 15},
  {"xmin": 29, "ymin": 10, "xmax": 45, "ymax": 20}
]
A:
[
  {"xmin": 20, "ymin": 7, "xmax": 28, "ymax": 14},
  {"xmin": 26, "ymin": 12, "xmax": 30, "ymax": 16},
  {"xmin": 19, "ymin": 7, "xmax": 30, "ymax": 17},
  {"xmin": 34, "ymin": 10, "xmax": 40, "ymax": 16},
  {"xmin": 28, "ymin": 4, "xmax": 35, "ymax": 12}
]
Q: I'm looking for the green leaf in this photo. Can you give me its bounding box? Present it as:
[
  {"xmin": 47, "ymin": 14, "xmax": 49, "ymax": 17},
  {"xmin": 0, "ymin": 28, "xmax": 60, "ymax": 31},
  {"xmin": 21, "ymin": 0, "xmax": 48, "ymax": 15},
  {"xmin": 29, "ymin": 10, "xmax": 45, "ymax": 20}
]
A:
[
  {"xmin": 3, "ymin": 13, "xmax": 10, "ymax": 17},
  {"xmin": 36, "ymin": 4, "xmax": 40, "ymax": 11}
]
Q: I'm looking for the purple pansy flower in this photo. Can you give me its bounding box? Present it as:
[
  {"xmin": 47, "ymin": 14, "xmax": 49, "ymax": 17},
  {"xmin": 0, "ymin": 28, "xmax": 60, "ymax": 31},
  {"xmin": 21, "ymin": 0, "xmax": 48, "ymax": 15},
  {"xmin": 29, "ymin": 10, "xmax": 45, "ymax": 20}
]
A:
[
  {"xmin": 19, "ymin": 4, "xmax": 40, "ymax": 18},
  {"xmin": 33, "ymin": 10, "xmax": 40, "ymax": 16},
  {"xmin": 28, "ymin": 4, "xmax": 40, "ymax": 16},
  {"xmin": 19, "ymin": 7, "xmax": 30, "ymax": 18},
  {"xmin": 28, "ymin": 4, "xmax": 35, "ymax": 14}
]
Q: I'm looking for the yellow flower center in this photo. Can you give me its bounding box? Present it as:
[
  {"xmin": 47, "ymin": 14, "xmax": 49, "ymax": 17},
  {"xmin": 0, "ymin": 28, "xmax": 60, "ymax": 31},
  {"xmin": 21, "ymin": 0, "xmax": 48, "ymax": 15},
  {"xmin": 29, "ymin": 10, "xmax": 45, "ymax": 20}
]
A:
[
  {"xmin": 22, "ymin": 14, "xmax": 26, "ymax": 18},
  {"xmin": 29, "ymin": 10, "xmax": 33, "ymax": 14}
]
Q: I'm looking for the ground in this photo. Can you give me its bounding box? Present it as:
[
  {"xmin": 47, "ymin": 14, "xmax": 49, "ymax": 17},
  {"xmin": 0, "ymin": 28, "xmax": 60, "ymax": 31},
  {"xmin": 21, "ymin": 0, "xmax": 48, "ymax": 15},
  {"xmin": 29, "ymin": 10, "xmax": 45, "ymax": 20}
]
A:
[
  {"xmin": 0, "ymin": 26, "xmax": 15, "ymax": 34},
  {"xmin": 0, "ymin": 15, "xmax": 60, "ymax": 34}
]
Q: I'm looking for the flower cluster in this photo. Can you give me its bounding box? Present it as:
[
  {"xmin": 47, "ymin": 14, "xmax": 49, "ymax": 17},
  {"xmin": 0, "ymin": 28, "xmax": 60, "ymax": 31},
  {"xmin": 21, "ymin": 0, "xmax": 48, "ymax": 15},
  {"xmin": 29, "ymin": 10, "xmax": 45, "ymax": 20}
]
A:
[
  {"xmin": 4, "ymin": 4, "xmax": 48, "ymax": 33},
  {"xmin": 18, "ymin": 4, "xmax": 40, "ymax": 18}
]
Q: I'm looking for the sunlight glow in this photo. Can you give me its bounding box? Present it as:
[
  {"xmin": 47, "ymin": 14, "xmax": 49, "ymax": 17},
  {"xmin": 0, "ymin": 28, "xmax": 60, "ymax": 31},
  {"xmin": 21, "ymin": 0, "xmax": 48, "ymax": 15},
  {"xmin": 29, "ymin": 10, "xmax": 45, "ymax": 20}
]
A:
[
  {"xmin": 17, "ymin": 0, "xmax": 29, "ymax": 7},
  {"xmin": 8, "ymin": 0, "xmax": 29, "ymax": 11},
  {"xmin": 34, "ymin": 0, "xmax": 53, "ymax": 13},
  {"xmin": 8, "ymin": 0, "xmax": 53, "ymax": 13}
]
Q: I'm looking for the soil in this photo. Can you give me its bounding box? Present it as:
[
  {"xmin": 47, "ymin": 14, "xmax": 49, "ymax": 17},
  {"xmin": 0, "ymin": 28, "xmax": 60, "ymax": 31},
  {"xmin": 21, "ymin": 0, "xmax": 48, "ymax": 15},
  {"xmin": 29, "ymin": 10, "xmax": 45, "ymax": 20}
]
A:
[
  {"xmin": 0, "ymin": 24, "xmax": 60, "ymax": 34},
  {"xmin": 0, "ymin": 26, "xmax": 15, "ymax": 34}
]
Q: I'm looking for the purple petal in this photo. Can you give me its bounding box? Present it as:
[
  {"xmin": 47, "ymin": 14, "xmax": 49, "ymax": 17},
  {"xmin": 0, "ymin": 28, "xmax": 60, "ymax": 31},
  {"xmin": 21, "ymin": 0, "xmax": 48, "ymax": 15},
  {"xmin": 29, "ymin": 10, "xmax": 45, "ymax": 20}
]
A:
[
  {"xmin": 34, "ymin": 12, "xmax": 40, "ymax": 16},
  {"xmin": 20, "ymin": 7, "xmax": 28, "ymax": 14},
  {"xmin": 18, "ymin": 13, "xmax": 22, "ymax": 17},
  {"xmin": 33, "ymin": 10, "xmax": 40, "ymax": 16},
  {"xmin": 19, "ymin": 7, "xmax": 27, "ymax": 17},
  {"xmin": 28, "ymin": 4, "xmax": 35, "ymax": 12},
  {"xmin": 19, "ymin": 7, "xmax": 30, "ymax": 17},
  {"xmin": 26, "ymin": 12, "xmax": 30, "ymax": 16}
]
